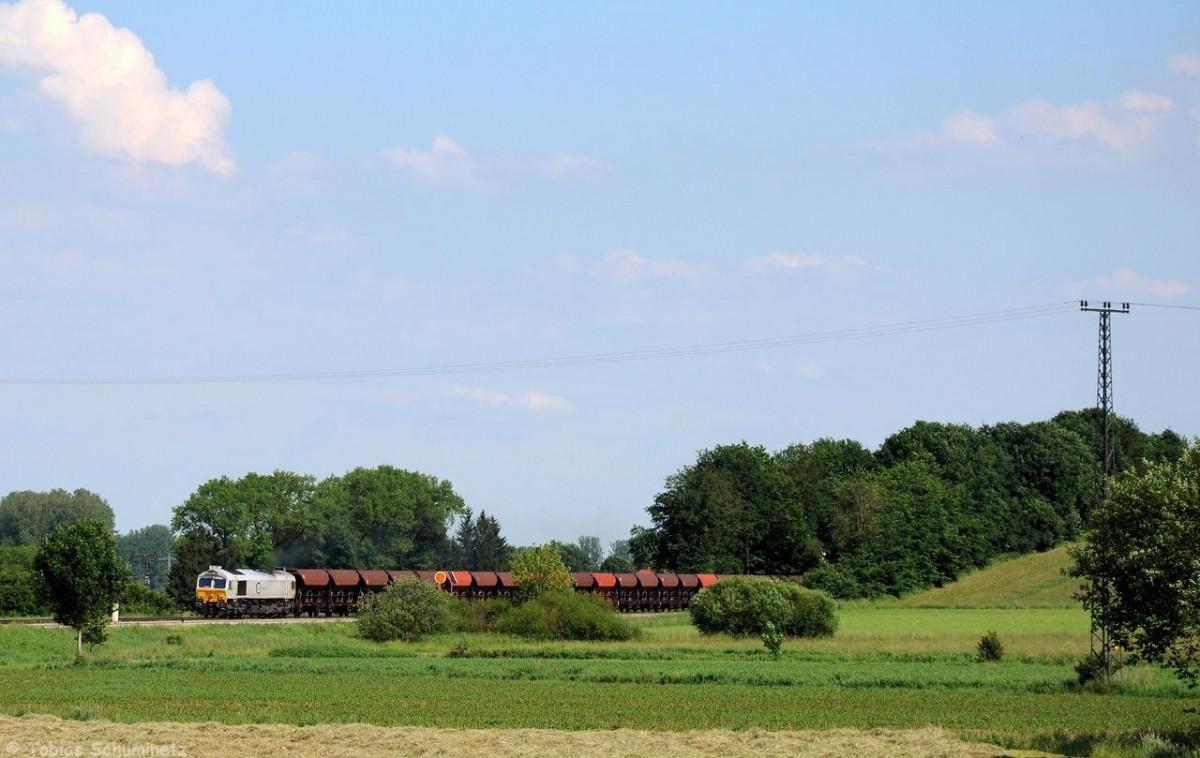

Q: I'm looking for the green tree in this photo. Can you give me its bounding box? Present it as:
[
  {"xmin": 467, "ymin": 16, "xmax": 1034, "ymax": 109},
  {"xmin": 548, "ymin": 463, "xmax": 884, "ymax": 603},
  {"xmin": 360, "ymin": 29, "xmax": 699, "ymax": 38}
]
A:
[
  {"xmin": 116, "ymin": 524, "xmax": 175, "ymax": 590},
  {"xmin": 600, "ymin": 554, "xmax": 635, "ymax": 573},
  {"xmin": 608, "ymin": 539, "xmax": 632, "ymax": 563},
  {"xmin": 640, "ymin": 442, "xmax": 822, "ymax": 574},
  {"xmin": 34, "ymin": 519, "xmax": 126, "ymax": 656},
  {"xmin": 1069, "ymin": 441, "xmax": 1200, "ymax": 686},
  {"xmin": 0, "ymin": 545, "xmax": 50, "ymax": 616},
  {"xmin": 450, "ymin": 507, "xmax": 477, "ymax": 566},
  {"xmin": 312, "ymin": 466, "xmax": 466, "ymax": 568},
  {"xmin": 984, "ymin": 420, "xmax": 1096, "ymax": 532},
  {"xmin": 510, "ymin": 544, "xmax": 574, "ymax": 599},
  {"xmin": 819, "ymin": 459, "xmax": 982, "ymax": 598},
  {"xmin": 550, "ymin": 539, "xmax": 593, "ymax": 572},
  {"xmin": 691, "ymin": 577, "xmax": 838, "ymax": 640},
  {"xmin": 576, "ymin": 536, "xmax": 603, "ymax": 572},
  {"xmin": 471, "ymin": 511, "xmax": 510, "ymax": 571},
  {"xmin": 356, "ymin": 577, "xmax": 452, "ymax": 642},
  {"xmin": 0, "ymin": 489, "xmax": 115, "ymax": 547},
  {"xmin": 775, "ymin": 438, "xmax": 874, "ymax": 558},
  {"xmin": 449, "ymin": 509, "xmax": 510, "ymax": 570}
]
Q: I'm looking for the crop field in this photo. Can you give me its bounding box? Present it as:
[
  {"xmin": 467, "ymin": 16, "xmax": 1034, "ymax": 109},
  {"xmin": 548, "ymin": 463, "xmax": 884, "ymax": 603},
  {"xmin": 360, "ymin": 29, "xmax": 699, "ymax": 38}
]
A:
[{"xmin": 0, "ymin": 605, "xmax": 1196, "ymax": 757}]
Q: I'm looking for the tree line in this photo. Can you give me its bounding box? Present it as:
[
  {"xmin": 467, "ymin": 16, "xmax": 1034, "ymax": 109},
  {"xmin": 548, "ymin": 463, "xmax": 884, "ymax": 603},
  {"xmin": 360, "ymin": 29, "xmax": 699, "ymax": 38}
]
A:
[
  {"xmin": 628, "ymin": 410, "xmax": 1185, "ymax": 599},
  {"xmin": 1, "ymin": 407, "xmax": 1185, "ymax": 612}
]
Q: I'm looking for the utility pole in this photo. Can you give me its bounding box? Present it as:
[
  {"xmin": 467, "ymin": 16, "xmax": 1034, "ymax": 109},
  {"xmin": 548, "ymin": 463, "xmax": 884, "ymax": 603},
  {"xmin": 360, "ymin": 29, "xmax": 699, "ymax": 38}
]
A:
[{"xmin": 1079, "ymin": 299, "xmax": 1130, "ymax": 680}]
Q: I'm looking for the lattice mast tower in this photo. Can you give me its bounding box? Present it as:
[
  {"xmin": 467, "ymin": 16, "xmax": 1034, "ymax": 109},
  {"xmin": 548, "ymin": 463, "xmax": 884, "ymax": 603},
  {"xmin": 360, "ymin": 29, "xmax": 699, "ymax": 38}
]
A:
[{"xmin": 1079, "ymin": 299, "xmax": 1129, "ymax": 679}]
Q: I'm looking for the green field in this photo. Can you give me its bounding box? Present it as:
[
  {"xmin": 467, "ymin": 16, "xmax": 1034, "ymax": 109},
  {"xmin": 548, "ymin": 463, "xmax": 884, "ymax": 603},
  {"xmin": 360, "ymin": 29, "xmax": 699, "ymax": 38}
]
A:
[
  {"xmin": 0, "ymin": 604, "xmax": 1195, "ymax": 755},
  {"xmin": 893, "ymin": 546, "xmax": 1084, "ymax": 609},
  {"xmin": 1, "ymin": 552, "xmax": 1197, "ymax": 755}
]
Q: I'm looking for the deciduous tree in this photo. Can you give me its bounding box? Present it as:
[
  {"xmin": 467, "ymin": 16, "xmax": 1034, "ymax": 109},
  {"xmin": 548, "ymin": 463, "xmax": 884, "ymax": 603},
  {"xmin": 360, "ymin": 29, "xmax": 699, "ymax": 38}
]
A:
[
  {"xmin": 1069, "ymin": 442, "xmax": 1200, "ymax": 686},
  {"xmin": 0, "ymin": 489, "xmax": 114, "ymax": 547},
  {"xmin": 510, "ymin": 544, "xmax": 573, "ymax": 599},
  {"xmin": 34, "ymin": 519, "xmax": 126, "ymax": 656}
]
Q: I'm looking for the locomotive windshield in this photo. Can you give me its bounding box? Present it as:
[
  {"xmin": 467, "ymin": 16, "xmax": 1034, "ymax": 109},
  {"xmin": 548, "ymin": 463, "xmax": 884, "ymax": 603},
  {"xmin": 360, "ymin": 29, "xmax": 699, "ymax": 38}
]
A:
[{"xmin": 198, "ymin": 577, "xmax": 227, "ymax": 589}]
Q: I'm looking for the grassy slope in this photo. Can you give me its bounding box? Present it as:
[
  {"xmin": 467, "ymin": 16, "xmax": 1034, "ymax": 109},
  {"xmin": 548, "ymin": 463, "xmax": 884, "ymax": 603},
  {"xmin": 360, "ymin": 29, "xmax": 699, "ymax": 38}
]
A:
[{"xmin": 892, "ymin": 546, "xmax": 1084, "ymax": 608}]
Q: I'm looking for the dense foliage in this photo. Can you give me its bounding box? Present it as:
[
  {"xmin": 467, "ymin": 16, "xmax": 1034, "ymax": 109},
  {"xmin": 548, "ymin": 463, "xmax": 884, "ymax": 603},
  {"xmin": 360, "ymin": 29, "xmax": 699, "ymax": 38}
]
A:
[
  {"xmin": 0, "ymin": 545, "xmax": 50, "ymax": 616},
  {"xmin": 356, "ymin": 577, "xmax": 453, "ymax": 642},
  {"xmin": 0, "ymin": 489, "xmax": 115, "ymax": 547},
  {"xmin": 1069, "ymin": 440, "xmax": 1200, "ymax": 686},
  {"xmin": 492, "ymin": 591, "xmax": 639, "ymax": 641},
  {"xmin": 510, "ymin": 544, "xmax": 574, "ymax": 599},
  {"xmin": 635, "ymin": 411, "xmax": 1184, "ymax": 600},
  {"xmin": 34, "ymin": 518, "xmax": 126, "ymax": 655},
  {"xmin": 116, "ymin": 524, "xmax": 174, "ymax": 590},
  {"xmin": 449, "ymin": 508, "xmax": 510, "ymax": 570},
  {"xmin": 635, "ymin": 443, "xmax": 823, "ymax": 575},
  {"xmin": 167, "ymin": 466, "xmax": 467, "ymax": 603},
  {"xmin": 689, "ymin": 577, "xmax": 837, "ymax": 639}
]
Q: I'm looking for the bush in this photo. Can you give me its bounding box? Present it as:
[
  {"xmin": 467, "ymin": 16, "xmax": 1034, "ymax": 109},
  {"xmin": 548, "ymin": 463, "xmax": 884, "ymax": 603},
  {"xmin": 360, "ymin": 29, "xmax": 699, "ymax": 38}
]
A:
[
  {"xmin": 1074, "ymin": 651, "xmax": 1122, "ymax": 687},
  {"xmin": 690, "ymin": 577, "xmax": 838, "ymax": 638},
  {"xmin": 761, "ymin": 621, "xmax": 784, "ymax": 659},
  {"xmin": 976, "ymin": 630, "xmax": 1004, "ymax": 662},
  {"xmin": 801, "ymin": 563, "xmax": 863, "ymax": 600},
  {"xmin": 118, "ymin": 582, "xmax": 179, "ymax": 616},
  {"xmin": 510, "ymin": 545, "xmax": 574, "ymax": 599},
  {"xmin": 447, "ymin": 596, "xmax": 512, "ymax": 633},
  {"xmin": 690, "ymin": 577, "xmax": 790, "ymax": 638},
  {"xmin": 357, "ymin": 578, "xmax": 452, "ymax": 642},
  {"xmin": 494, "ymin": 591, "xmax": 639, "ymax": 641},
  {"xmin": 775, "ymin": 581, "xmax": 838, "ymax": 638}
]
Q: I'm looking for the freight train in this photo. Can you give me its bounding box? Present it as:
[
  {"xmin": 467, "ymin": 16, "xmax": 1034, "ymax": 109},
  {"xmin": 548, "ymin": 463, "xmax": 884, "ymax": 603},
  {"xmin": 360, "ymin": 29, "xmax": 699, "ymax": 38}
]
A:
[{"xmin": 194, "ymin": 565, "xmax": 778, "ymax": 618}]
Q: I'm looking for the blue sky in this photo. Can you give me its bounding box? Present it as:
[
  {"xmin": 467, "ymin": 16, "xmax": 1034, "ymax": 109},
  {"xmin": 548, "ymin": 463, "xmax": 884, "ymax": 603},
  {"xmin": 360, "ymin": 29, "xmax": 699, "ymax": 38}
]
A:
[{"xmin": 1, "ymin": 0, "xmax": 1198, "ymax": 549}]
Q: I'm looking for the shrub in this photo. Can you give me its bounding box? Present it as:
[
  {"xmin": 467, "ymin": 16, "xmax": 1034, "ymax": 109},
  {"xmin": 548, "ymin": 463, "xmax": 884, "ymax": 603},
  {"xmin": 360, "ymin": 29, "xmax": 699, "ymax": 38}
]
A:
[
  {"xmin": 118, "ymin": 582, "xmax": 179, "ymax": 616},
  {"xmin": 447, "ymin": 596, "xmax": 512, "ymax": 633},
  {"xmin": 690, "ymin": 577, "xmax": 838, "ymax": 638},
  {"xmin": 357, "ymin": 578, "xmax": 452, "ymax": 642},
  {"xmin": 510, "ymin": 545, "xmax": 574, "ymax": 599},
  {"xmin": 1074, "ymin": 651, "xmax": 1122, "ymax": 688},
  {"xmin": 494, "ymin": 591, "xmax": 638, "ymax": 641},
  {"xmin": 976, "ymin": 630, "xmax": 1004, "ymax": 662},
  {"xmin": 761, "ymin": 621, "xmax": 784, "ymax": 659},
  {"xmin": 801, "ymin": 563, "xmax": 863, "ymax": 600},
  {"xmin": 775, "ymin": 581, "xmax": 838, "ymax": 638}
]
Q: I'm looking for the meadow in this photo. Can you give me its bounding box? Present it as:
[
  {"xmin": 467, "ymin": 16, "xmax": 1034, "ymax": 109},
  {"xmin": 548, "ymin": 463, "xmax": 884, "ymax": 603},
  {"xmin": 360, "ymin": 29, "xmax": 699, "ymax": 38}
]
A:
[{"xmin": 0, "ymin": 551, "xmax": 1196, "ymax": 756}]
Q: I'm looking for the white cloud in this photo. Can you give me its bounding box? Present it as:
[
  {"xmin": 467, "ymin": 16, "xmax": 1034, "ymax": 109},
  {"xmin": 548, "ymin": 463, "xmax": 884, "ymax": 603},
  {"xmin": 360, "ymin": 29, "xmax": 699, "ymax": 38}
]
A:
[
  {"xmin": 747, "ymin": 252, "xmax": 826, "ymax": 270},
  {"xmin": 532, "ymin": 152, "xmax": 608, "ymax": 181},
  {"xmin": 745, "ymin": 251, "xmax": 874, "ymax": 273},
  {"xmin": 1168, "ymin": 52, "xmax": 1200, "ymax": 78},
  {"xmin": 1004, "ymin": 90, "xmax": 1172, "ymax": 153},
  {"xmin": 591, "ymin": 249, "xmax": 703, "ymax": 282},
  {"xmin": 883, "ymin": 88, "xmax": 1175, "ymax": 158},
  {"xmin": 452, "ymin": 387, "xmax": 573, "ymax": 413},
  {"xmin": 793, "ymin": 363, "xmax": 824, "ymax": 380},
  {"xmin": 1088, "ymin": 267, "xmax": 1190, "ymax": 299},
  {"xmin": 0, "ymin": 0, "xmax": 235, "ymax": 175},
  {"xmin": 381, "ymin": 134, "xmax": 477, "ymax": 186},
  {"xmin": 381, "ymin": 135, "xmax": 607, "ymax": 188},
  {"xmin": 942, "ymin": 110, "xmax": 998, "ymax": 145}
]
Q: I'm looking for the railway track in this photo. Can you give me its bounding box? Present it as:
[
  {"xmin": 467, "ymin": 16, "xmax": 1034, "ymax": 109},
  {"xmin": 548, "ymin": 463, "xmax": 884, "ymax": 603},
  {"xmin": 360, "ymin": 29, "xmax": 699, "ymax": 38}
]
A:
[{"xmin": 1, "ymin": 615, "xmax": 353, "ymax": 627}]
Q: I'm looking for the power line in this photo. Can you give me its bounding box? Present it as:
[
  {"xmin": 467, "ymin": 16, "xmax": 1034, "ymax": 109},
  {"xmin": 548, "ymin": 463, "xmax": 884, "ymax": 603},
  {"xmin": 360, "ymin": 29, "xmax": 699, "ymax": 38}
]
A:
[
  {"xmin": 0, "ymin": 301, "xmax": 1079, "ymax": 387},
  {"xmin": 1125, "ymin": 301, "xmax": 1200, "ymax": 311}
]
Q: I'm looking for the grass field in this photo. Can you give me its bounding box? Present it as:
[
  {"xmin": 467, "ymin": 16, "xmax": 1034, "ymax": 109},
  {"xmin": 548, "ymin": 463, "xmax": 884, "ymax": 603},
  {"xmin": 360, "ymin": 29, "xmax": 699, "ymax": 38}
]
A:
[
  {"xmin": 0, "ymin": 606, "xmax": 1195, "ymax": 756},
  {"xmin": 1, "ymin": 552, "xmax": 1197, "ymax": 757},
  {"xmin": 893, "ymin": 546, "xmax": 1084, "ymax": 609}
]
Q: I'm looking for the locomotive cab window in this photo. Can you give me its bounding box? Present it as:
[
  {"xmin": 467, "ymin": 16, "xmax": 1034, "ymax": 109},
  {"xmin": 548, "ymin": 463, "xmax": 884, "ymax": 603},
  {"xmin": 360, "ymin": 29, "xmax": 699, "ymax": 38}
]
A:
[
  {"xmin": 237, "ymin": 580, "xmax": 247, "ymax": 596},
  {"xmin": 198, "ymin": 578, "xmax": 212, "ymax": 588}
]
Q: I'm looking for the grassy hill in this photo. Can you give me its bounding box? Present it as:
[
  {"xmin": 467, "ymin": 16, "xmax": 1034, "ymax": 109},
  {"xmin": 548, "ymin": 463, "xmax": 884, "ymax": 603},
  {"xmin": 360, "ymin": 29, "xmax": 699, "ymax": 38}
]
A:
[{"xmin": 893, "ymin": 545, "xmax": 1085, "ymax": 608}]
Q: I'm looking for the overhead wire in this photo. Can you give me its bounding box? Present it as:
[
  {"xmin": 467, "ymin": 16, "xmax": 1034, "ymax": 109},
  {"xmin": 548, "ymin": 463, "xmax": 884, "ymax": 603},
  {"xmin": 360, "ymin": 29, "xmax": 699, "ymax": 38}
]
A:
[{"xmin": 0, "ymin": 300, "xmax": 1090, "ymax": 387}]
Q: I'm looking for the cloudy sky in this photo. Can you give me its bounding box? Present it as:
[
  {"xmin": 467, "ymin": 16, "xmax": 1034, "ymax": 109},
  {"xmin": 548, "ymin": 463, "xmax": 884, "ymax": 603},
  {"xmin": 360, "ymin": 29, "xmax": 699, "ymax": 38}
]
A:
[{"xmin": 1, "ymin": 0, "xmax": 1198, "ymax": 549}]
